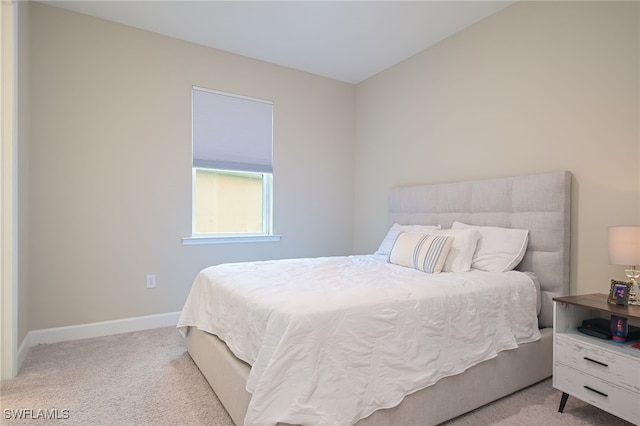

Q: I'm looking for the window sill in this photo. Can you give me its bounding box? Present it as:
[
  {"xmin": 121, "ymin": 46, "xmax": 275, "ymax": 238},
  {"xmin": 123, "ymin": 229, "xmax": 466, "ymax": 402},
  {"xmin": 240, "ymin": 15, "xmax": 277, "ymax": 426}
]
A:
[{"xmin": 182, "ymin": 234, "xmax": 282, "ymax": 245}]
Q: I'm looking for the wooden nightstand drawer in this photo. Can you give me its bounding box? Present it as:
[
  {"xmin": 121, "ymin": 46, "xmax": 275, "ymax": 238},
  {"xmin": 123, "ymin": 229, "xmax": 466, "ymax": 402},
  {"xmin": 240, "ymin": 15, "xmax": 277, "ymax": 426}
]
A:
[
  {"xmin": 555, "ymin": 334, "xmax": 640, "ymax": 392},
  {"xmin": 554, "ymin": 295, "xmax": 640, "ymax": 425},
  {"xmin": 555, "ymin": 364, "xmax": 640, "ymax": 425}
]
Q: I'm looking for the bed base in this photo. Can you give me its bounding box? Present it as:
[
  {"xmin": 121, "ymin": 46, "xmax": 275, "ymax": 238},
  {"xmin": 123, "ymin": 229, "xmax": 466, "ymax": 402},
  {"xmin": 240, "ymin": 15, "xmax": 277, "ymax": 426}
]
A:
[{"xmin": 185, "ymin": 326, "xmax": 552, "ymax": 426}]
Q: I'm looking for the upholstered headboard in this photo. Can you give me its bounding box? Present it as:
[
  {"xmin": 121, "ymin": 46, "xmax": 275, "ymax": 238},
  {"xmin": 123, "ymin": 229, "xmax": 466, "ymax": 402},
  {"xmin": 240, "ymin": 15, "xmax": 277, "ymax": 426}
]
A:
[{"xmin": 388, "ymin": 171, "xmax": 571, "ymax": 328}]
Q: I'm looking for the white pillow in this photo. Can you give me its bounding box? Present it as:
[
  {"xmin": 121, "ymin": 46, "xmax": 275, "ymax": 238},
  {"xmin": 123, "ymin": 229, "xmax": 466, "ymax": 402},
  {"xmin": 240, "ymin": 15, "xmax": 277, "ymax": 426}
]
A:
[
  {"xmin": 388, "ymin": 232, "xmax": 454, "ymax": 274},
  {"xmin": 433, "ymin": 228, "xmax": 481, "ymax": 272},
  {"xmin": 375, "ymin": 223, "xmax": 441, "ymax": 256},
  {"xmin": 451, "ymin": 222, "xmax": 529, "ymax": 272}
]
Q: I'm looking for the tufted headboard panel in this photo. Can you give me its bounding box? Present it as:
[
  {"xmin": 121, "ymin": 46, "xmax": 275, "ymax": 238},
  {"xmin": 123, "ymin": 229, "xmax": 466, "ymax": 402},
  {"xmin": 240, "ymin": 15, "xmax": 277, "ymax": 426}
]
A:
[{"xmin": 388, "ymin": 171, "xmax": 571, "ymax": 328}]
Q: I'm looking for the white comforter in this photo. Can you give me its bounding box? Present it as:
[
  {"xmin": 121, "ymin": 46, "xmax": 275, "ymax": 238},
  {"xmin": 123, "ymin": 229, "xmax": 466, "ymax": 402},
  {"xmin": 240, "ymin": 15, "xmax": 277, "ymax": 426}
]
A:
[{"xmin": 178, "ymin": 255, "xmax": 541, "ymax": 426}]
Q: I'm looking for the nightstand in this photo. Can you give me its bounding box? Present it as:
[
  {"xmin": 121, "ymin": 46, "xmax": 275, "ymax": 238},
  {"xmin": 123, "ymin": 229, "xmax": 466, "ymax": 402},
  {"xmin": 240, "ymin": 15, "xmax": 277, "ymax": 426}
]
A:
[{"xmin": 553, "ymin": 293, "xmax": 640, "ymax": 425}]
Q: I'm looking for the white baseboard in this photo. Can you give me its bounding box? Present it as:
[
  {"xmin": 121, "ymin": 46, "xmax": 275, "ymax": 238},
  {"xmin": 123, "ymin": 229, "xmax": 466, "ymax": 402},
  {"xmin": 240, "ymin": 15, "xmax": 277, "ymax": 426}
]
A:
[{"xmin": 18, "ymin": 311, "xmax": 181, "ymax": 369}]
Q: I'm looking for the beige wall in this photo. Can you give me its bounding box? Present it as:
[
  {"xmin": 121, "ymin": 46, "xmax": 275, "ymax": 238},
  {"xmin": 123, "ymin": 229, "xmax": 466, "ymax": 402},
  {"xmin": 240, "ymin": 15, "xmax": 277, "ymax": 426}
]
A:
[
  {"xmin": 354, "ymin": 1, "xmax": 640, "ymax": 296},
  {"xmin": 17, "ymin": 1, "xmax": 640, "ymax": 338},
  {"xmin": 23, "ymin": 2, "xmax": 355, "ymax": 331}
]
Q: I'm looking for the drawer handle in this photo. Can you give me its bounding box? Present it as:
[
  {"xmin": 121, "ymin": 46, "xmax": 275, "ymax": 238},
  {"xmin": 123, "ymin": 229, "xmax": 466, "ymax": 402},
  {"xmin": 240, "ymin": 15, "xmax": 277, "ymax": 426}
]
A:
[
  {"xmin": 584, "ymin": 386, "xmax": 608, "ymax": 398},
  {"xmin": 583, "ymin": 357, "xmax": 608, "ymax": 367}
]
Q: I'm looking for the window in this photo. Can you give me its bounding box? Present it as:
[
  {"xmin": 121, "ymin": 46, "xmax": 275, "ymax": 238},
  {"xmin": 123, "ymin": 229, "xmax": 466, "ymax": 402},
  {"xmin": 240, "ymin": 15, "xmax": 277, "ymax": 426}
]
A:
[{"xmin": 187, "ymin": 87, "xmax": 277, "ymax": 243}]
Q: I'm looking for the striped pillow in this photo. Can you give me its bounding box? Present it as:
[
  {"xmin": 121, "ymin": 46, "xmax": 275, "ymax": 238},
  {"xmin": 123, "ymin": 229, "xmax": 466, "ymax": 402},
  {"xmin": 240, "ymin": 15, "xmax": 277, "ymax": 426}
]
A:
[{"xmin": 388, "ymin": 232, "xmax": 454, "ymax": 274}]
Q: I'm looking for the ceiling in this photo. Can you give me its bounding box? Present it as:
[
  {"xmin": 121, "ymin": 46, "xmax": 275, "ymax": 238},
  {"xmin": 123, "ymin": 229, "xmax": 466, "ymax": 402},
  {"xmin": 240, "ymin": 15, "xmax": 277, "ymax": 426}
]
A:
[{"xmin": 42, "ymin": 1, "xmax": 515, "ymax": 84}]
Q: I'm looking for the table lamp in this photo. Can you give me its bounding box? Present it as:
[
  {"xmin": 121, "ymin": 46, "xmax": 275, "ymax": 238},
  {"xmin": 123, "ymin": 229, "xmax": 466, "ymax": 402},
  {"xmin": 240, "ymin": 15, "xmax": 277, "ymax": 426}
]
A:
[{"xmin": 608, "ymin": 226, "xmax": 640, "ymax": 305}]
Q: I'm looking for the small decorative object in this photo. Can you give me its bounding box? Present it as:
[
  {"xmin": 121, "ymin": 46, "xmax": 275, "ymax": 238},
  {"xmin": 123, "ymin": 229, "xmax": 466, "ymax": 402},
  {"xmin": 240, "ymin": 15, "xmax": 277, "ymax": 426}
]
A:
[
  {"xmin": 608, "ymin": 279, "xmax": 631, "ymax": 305},
  {"xmin": 608, "ymin": 226, "xmax": 640, "ymax": 305},
  {"xmin": 610, "ymin": 315, "xmax": 628, "ymax": 344}
]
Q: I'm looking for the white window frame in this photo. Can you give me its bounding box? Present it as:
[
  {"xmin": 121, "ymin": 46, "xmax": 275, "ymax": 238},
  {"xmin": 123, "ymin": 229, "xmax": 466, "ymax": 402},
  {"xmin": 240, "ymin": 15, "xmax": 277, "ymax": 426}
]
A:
[
  {"xmin": 183, "ymin": 87, "xmax": 280, "ymax": 245},
  {"xmin": 184, "ymin": 169, "xmax": 279, "ymax": 245}
]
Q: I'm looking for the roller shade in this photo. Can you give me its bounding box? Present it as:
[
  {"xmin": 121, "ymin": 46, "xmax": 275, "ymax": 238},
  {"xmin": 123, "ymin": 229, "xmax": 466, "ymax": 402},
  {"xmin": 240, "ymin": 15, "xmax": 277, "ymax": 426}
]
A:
[{"xmin": 192, "ymin": 87, "xmax": 273, "ymax": 173}]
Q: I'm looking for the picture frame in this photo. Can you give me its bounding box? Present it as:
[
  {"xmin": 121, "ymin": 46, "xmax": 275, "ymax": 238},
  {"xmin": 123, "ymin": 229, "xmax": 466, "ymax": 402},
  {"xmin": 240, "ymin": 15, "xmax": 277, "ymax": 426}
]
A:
[{"xmin": 608, "ymin": 279, "xmax": 632, "ymax": 306}]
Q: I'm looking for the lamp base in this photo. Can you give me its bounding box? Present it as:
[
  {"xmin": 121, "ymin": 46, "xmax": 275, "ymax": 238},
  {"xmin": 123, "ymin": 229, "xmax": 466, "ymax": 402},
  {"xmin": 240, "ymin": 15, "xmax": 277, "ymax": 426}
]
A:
[{"xmin": 626, "ymin": 270, "xmax": 640, "ymax": 306}]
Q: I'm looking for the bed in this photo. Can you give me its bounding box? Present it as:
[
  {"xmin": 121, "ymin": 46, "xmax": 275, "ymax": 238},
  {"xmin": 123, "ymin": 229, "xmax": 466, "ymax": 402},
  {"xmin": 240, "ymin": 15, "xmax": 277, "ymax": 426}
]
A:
[{"xmin": 178, "ymin": 170, "xmax": 572, "ymax": 426}]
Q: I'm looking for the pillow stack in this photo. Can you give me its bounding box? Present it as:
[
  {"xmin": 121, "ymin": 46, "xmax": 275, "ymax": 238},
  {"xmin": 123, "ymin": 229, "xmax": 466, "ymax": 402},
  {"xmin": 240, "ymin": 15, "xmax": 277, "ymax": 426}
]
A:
[{"xmin": 381, "ymin": 222, "xmax": 529, "ymax": 274}]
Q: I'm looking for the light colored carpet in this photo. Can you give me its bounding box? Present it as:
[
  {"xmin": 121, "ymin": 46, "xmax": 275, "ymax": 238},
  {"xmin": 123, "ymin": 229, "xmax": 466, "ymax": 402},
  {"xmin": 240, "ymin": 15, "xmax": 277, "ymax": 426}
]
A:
[{"xmin": 0, "ymin": 326, "xmax": 633, "ymax": 426}]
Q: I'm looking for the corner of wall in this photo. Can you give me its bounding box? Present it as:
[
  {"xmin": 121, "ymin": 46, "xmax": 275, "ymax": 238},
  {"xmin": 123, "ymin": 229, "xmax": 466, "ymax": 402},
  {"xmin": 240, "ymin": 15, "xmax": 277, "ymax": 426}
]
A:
[{"xmin": 1, "ymin": 0, "xmax": 18, "ymax": 379}]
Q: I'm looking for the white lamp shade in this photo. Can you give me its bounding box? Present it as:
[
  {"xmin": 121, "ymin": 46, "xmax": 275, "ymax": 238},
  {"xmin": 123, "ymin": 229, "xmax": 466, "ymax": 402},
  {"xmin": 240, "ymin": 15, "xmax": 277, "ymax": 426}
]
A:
[{"xmin": 608, "ymin": 226, "xmax": 640, "ymax": 266}]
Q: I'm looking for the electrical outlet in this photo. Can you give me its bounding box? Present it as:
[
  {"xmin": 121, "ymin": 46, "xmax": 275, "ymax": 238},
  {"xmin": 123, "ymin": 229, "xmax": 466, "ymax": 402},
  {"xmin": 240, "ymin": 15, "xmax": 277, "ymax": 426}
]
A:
[{"xmin": 146, "ymin": 274, "xmax": 156, "ymax": 289}]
